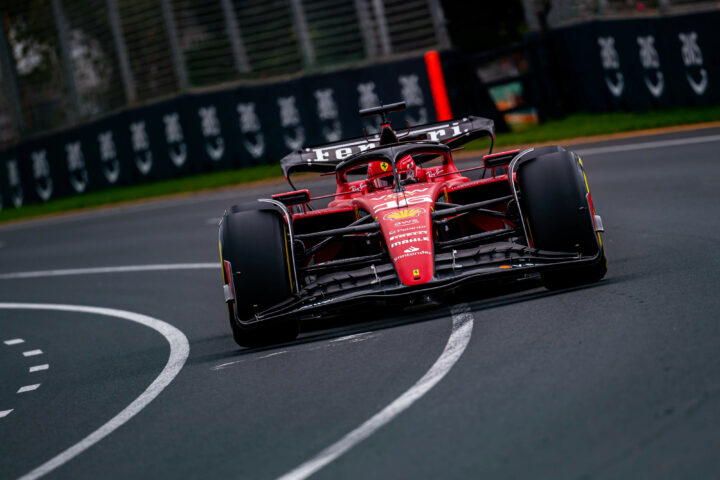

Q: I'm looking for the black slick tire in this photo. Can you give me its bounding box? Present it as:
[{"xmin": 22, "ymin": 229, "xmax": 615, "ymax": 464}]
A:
[
  {"xmin": 220, "ymin": 207, "xmax": 299, "ymax": 347},
  {"xmin": 517, "ymin": 150, "xmax": 607, "ymax": 290}
]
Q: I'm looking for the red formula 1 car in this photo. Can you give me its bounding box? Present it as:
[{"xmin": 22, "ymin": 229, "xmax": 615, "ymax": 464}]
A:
[{"xmin": 219, "ymin": 102, "xmax": 607, "ymax": 346}]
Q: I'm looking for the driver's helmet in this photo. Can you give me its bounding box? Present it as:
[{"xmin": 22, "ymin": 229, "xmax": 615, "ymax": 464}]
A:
[
  {"xmin": 367, "ymin": 160, "xmax": 394, "ymax": 189},
  {"xmin": 397, "ymin": 156, "xmax": 416, "ymax": 184},
  {"xmin": 367, "ymin": 157, "xmax": 417, "ymax": 190}
]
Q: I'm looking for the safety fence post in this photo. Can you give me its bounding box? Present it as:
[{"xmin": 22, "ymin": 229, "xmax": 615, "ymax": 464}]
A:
[
  {"xmin": 220, "ymin": 0, "xmax": 251, "ymax": 73},
  {"xmin": 51, "ymin": 0, "xmax": 81, "ymax": 120},
  {"xmin": 159, "ymin": 0, "xmax": 188, "ymax": 90},
  {"xmin": 106, "ymin": 0, "xmax": 136, "ymax": 104},
  {"xmin": 289, "ymin": 0, "xmax": 315, "ymax": 69}
]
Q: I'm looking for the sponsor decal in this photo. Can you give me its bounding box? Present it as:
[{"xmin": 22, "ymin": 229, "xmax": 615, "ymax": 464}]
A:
[
  {"xmin": 679, "ymin": 31, "xmax": 708, "ymax": 95},
  {"xmin": 390, "ymin": 230, "xmax": 429, "ymax": 241},
  {"xmin": 390, "ymin": 236, "xmax": 430, "ymax": 248},
  {"xmin": 637, "ymin": 35, "xmax": 664, "ymax": 98},
  {"xmin": 198, "ymin": 105, "xmax": 225, "ymax": 161},
  {"xmin": 369, "ymin": 187, "xmax": 431, "ymax": 202},
  {"xmin": 598, "ymin": 36, "xmax": 624, "ymax": 97},
  {"xmin": 388, "ymin": 219, "xmax": 421, "ymax": 230},
  {"xmin": 404, "ymin": 246, "xmax": 420, "ymax": 253},
  {"xmin": 412, "ymin": 268, "xmax": 420, "ymax": 278},
  {"xmin": 380, "ymin": 161, "xmax": 389, "ymax": 172},
  {"xmin": 393, "ymin": 250, "xmax": 432, "ymax": 262},
  {"xmin": 374, "ymin": 195, "xmax": 433, "ymax": 213},
  {"xmin": 384, "ymin": 207, "xmax": 424, "ymax": 220}
]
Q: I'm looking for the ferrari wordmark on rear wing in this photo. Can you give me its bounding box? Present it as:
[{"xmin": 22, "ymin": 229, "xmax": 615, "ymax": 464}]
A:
[{"xmin": 280, "ymin": 116, "xmax": 495, "ymax": 178}]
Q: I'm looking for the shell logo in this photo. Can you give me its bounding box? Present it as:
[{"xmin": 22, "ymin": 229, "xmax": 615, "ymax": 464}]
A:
[{"xmin": 385, "ymin": 208, "xmax": 423, "ymax": 220}]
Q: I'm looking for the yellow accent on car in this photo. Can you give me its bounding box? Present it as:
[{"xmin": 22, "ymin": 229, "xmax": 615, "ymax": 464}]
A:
[
  {"xmin": 386, "ymin": 208, "xmax": 422, "ymax": 220},
  {"xmin": 282, "ymin": 224, "xmax": 294, "ymax": 293},
  {"xmin": 218, "ymin": 240, "xmax": 226, "ymax": 285},
  {"xmin": 380, "ymin": 162, "xmax": 389, "ymax": 171}
]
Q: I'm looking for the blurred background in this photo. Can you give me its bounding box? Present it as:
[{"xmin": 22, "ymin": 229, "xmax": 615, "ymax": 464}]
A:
[{"xmin": 0, "ymin": 0, "xmax": 718, "ymax": 210}]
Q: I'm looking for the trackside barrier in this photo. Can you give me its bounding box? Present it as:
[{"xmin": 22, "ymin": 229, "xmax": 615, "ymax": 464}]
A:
[{"xmin": 0, "ymin": 56, "xmax": 454, "ymax": 209}]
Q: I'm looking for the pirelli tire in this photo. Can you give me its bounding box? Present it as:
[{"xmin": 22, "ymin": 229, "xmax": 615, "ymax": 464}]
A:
[
  {"xmin": 517, "ymin": 149, "xmax": 607, "ymax": 290},
  {"xmin": 219, "ymin": 207, "xmax": 299, "ymax": 347}
]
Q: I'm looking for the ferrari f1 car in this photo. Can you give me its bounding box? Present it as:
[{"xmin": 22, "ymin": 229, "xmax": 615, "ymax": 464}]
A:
[{"xmin": 219, "ymin": 102, "xmax": 607, "ymax": 346}]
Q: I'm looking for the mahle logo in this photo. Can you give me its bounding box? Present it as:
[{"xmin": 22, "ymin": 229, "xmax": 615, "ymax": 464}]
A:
[{"xmin": 385, "ymin": 208, "xmax": 423, "ymax": 220}]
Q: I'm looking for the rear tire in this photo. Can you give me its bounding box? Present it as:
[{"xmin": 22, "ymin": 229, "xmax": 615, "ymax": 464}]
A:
[
  {"xmin": 220, "ymin": 207, "xmax": 299, "ymax": 347},
  {"xmin": 517, "ymin": 150, "xmax": 607, "ymax": 290}
]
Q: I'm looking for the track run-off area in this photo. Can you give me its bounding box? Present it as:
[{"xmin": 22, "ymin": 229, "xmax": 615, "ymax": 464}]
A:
[{"xmin": 1, "ymin": 127, "xmax": 719, "ymax": 479}]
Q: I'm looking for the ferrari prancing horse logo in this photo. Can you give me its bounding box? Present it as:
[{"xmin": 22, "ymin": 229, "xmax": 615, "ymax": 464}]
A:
[{"xmin": 380, "ymin": 162, "xmax": 389, "ymax": 172}]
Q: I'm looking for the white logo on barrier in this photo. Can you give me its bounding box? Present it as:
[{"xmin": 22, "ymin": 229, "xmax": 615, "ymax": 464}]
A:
[
  {"xmin": 65, "ymin": 141, "xmax": 88, "ymax": 193},
  {"xmin": 278, "ymin": 96, "xmax": 305, "ymax": 150},
  {"xmin": 163, "ymin": 113, "xmax": 187, "ymax": 167},
  {"xmin": 98, "ymin": 130, "xmax": 120, "ymax": 184},
  {"xmin": 130, "ymin": 121, "xmax": 153, "ymax": 175},
  {"xmin": 637, "ymin": 35, "xmax": 664, "ymax": 98},
  {"xmin": 237, "ymin": 102, "xmax": 265, "ymax": 159},
  {"xmin": 6, "ymin": 159, "xmax": 23, "ymax": 207},
  {"xmin": 199, "ymin": 106, "xmax": 225, "ymax": 161},
  {"xmin": 315, "ymin": 89, "xmax": 342, "ymax": 142},
  {"xmin": 598, "ymin": 36, "xmax": 624, "ymax": 97},
  {"xmin": 399, "ymin": 75, "xmax": 427, "ymax": 125},
  {"xmin": 358, "ymin": 82, "xmax": 380, "ymax": 134},
  {"xmin": 599, "ymin": 37, "xmax": 620, "ymax": 69},
  {"xmin": 679, "ymin": 32, "xmax": 708, "ymax": 95},
  {"xmin": 31, "ymin": 150, "xmax": 53, "ymax": 201}
]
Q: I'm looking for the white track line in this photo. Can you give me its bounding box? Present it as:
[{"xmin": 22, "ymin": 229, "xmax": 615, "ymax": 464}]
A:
[
  {"xmin": 17, "ymin": 384, "xmax": 40, "ymax": 393},
  {"xmin": 4, "ymin": 338, "xmax": 25, "ymax": 345},
  {"xmin": 577, "ymin": 133, "xmax": 720, "ymax": 156},
  {"xmin": 23, "ymin": 349, "xmax": 43, "ymax": 357},
  {"xmin": 0, "ymin": 303, "xmax": 189, "ymax": 480},
  {"xmin": 29, "ymin": 364, "xmax": 49, "ymax": 373},
  {"xmin": 276, "ymin": 303, "xmax": 474, "ymax": 480},
  {"xmin": 0, "ymin": 409, "xmax": 13, "ymax": 418},
  {"xmin": 0, "ymin": 263, "xmax": 217, "ymax": 280}
]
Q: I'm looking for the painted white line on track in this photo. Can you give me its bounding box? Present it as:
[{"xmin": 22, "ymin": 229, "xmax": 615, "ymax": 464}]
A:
[
  {"xmin": 275, "ymin": 303, "xmax": 474, "ymax": 480},
  {"xmin": 17, "ymin": 384, "xmax": 40, "ymax": 393},
  {"xmin": 4, "ymin": 338, "xmax": 25, "ymax": 345},
  {"xmin": 23, "ymin": 349, "xmax": 43, "ymax": 357},
  {"xmin": 0, "ymin": 409, "xmax": 13, "ymax": 418},
  {"xmin": 0, "ymin": 263, "xmax": 217, "ymax": 280},
  {"xmin": 576, "ymin": 134, "xmax": 720, "ymax": 156},
  {"xmin": 0, "ymin": 303, "xmax": 189, "ymax": 480},
  {"xmin": 329, "ymin": 332, "xmax": 373, "ymax": 343},
  {"xmin": 258, "ymin": 351, "xmax": 288, "ymax": 359},
  {"xmin": 29, "ymin": 364, "xmax": 49, "ymax": 373}
]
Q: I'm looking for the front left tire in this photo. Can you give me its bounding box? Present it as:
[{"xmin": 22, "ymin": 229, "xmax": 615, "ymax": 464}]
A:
[{"xmin": 219, "ymin": 207, "xmax": 299, "ymax": 347}]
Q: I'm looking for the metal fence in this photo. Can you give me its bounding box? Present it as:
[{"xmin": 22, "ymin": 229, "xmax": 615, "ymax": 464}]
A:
[{"xmin": 0, "ymin": 0, "xmax": 449, "ymax": 147}]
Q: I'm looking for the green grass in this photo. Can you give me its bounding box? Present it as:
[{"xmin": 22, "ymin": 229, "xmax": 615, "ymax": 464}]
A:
[
  {"xmin": 0, "ymin": 163, "xmax": 281, "ymax": 223},
  {"xmin": 485, "ymin": 105, "xmax": 720, "ymax": 149},
  {"xmin": 2, "ymin": 105, "xmax": 719, "ymax": 224}
]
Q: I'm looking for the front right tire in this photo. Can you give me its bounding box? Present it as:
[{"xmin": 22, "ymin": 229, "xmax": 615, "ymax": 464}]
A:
[{"xmin": 517, "ymin": 149, "xmax": 607, "ymax": 290}]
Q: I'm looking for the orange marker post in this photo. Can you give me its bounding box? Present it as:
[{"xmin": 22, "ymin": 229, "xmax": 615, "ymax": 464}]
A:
[{"xmin": 424, "ymin": 50, "xmax": 453, "ymax": 121}]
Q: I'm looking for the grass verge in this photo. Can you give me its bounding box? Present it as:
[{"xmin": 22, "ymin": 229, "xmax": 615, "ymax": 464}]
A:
[
  {"xmin": 2, "ymin": 105, "xmax": 719, "ymax": 224},
  {"xmin": 490, "ymin": 105, "xmax": 720, "ymax": 149}
]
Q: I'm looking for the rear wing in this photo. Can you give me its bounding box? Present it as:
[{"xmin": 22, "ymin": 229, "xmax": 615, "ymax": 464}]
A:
[{"xmin": 280, "ymin": 116, "xmax": 495, "ymax": 181}]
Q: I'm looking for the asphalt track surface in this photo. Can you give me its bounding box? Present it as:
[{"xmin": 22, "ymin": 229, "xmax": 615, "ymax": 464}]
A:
[{"xmin": 1, "ymin": 127, "xmax": 719, "ymax": 479}]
